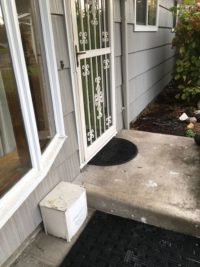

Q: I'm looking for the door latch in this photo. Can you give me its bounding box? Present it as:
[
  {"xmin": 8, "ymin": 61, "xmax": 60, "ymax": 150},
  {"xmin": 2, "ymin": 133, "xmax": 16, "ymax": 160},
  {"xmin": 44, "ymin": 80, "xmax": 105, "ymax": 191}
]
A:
[{"xmin": 60, "ymin": 60, "xmax": 65, "ymax": 69}]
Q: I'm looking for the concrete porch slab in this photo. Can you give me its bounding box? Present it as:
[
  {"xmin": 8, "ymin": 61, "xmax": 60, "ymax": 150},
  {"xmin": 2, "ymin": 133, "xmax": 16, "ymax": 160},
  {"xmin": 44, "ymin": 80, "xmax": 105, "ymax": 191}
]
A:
[{"xmin": 76, "ymin": 130, "xmax": 200, "ymax": 237}]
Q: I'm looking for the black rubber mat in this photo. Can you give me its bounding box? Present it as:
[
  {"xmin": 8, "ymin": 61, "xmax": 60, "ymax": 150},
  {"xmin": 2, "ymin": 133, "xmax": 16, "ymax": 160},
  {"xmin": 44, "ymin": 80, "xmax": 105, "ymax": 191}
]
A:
[
  {"xmin": 60, "ymin": 211, "xmax": 200, "ymax": 267},
  {"xmin": 88, "ymin": 137, "xmax": 138, "ymax": 166}
]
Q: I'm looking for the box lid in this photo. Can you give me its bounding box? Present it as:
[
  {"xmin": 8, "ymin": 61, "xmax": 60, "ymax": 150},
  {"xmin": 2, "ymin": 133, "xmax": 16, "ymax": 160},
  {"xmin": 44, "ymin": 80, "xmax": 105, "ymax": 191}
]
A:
[{"xmin": 39, "ymin": 182, "xmax": 86, "ymax": 211}]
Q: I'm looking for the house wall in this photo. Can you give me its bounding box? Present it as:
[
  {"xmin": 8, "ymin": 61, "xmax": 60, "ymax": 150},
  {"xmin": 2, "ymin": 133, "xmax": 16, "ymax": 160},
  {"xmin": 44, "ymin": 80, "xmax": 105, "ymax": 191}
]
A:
[
  {"xmin": 127, "ymin": 0, "xmax": 176, "ymax": 121},
  {"xmin": 0, "ymin": 0, "xmax": 175, "ymax": 265},
  {"xmin": 0, "ymin": 1, "xmax": 80, "ymax": 265}
]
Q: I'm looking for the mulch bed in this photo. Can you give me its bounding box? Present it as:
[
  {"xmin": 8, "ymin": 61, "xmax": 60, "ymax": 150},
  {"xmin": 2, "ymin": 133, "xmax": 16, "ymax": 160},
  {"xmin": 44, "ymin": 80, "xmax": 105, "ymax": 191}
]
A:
[{"xmin": 131, "ymin": 83, "xmax": 199, "ymax": 137}]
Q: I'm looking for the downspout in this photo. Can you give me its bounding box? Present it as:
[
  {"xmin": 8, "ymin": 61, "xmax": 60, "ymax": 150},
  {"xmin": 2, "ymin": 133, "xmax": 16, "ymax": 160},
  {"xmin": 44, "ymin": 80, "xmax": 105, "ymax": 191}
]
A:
[{"xmin": 121, "ymin": 0, "xmax": 130, "ymax": 129}]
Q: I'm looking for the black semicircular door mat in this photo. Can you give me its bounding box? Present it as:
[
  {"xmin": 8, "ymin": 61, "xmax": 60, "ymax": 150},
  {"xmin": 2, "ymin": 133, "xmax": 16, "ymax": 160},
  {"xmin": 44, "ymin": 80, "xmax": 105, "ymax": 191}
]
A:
[{"xmin": 88, "ymin": 137, "xmax": 138, "ymax": 166}]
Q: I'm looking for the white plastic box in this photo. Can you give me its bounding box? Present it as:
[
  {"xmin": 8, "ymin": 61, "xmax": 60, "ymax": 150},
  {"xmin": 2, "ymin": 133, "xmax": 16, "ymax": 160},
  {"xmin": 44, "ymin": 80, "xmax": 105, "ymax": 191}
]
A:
[{"xmin": 39, "ymin": 181, "xmax": 87, "ymax": 242}]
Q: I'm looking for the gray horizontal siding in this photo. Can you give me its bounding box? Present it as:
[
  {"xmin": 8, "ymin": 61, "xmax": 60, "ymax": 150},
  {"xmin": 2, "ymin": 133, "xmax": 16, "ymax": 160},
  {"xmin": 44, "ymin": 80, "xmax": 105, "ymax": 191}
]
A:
[
  {"xmin": 51, "ymin": 15, "xmax": 70, "ymax": 70},
  {"xmin": 64, "ymin": 112, "xmax": 79, "ymax": 157},
  {"xmin": 0, "ymin": 2, "xmax": 80, "ymax": 265},
  {"xmin": 56, "ymin": 151, "xmax": 80, "ymax": 183},
  {"xmin": 49, "ymin": 0, "xmax": 64, "ymax": 14},
  {"xmin": 159, "ymin": 6, "xmax": 174, "ymax": 28},
  {"xmin": 128, "ymin": 44, "xmax": 175, "ymax": 80},
  {"xmin": 126, "ymin": 0, "xmax": 175, "ymax": 121},
  {"xmin": 130, "ymin": 71, "xmax": 172, "ymax": 120},
  {"xmin": 128, "ymin": 28, "xmax": 174, "ymax": 53},
  {"xmin": 159, "ymin": 0, "xmax": 174, "ymax": 9},
  {"xmin": 126, "ymin": 0, "xmax": 134, "ymax": 23},
  {"xmin": 129, "ymin": 57, "xmax": 174, "ymax": 104},
  {"xmin": 114, "ymin": 0, "xmax": 121, "ymax": 22},
  {"xmin": 58, "ymin": 69, "xmax": 74, "ymax": 116},
  {"xmin": 114, "ymin": 0, "xmax": 175, "ymax": 124}
]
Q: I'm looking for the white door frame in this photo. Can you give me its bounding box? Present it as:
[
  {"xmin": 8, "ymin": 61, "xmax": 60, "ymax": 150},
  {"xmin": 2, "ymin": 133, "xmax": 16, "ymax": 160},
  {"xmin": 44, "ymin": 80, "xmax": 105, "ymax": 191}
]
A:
[{"xmin": 64, "ymin": 0, "xmax": 116, "ymax": 167}]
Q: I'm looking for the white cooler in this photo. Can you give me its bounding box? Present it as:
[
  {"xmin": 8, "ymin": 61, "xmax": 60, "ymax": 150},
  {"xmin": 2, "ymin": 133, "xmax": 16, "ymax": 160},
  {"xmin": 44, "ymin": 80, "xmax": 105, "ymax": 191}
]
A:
[{"xmin": 39, "ymin": 181, "xmax": 87, "ymax": 242}]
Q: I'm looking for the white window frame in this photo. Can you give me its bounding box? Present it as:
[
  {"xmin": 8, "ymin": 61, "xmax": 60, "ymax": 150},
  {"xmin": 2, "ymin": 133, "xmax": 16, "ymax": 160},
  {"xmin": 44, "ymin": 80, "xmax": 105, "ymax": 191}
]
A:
[
  {"xmin": 0, "ymin": 0, "xmax": 66, "ymax": 229},
  {"xmin": 134, "ymin": 0, "xmax": 159, "ymax": 32}
]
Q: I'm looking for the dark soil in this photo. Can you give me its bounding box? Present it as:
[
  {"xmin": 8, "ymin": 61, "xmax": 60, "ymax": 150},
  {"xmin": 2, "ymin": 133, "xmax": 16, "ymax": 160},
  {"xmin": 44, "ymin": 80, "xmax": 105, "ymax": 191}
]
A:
[{"xmin": 131, "ymin": 83, "xmax": 199, "ymax": 137}]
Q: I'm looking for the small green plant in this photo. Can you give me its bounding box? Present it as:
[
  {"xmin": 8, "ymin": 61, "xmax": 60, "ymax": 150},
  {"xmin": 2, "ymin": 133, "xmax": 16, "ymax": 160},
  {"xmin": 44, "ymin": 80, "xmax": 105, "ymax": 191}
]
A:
[
  {"xmin": 171, "ymin": 2, "xmax": 200, "ymax": 101},
  {"xmin": 183, "ymin": 0, "xmax": 195, "ymax": 4},
  {"xmin": 175, "ymin": 86, "xmax": 200, "ymax": 101},
  {"xmin": 185, "ymin": 128, "xmax": 196, "ymax": 138}
]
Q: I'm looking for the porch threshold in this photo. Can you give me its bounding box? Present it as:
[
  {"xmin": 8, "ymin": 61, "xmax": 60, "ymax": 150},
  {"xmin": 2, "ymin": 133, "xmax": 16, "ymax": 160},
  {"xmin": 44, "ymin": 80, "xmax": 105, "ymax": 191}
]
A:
[{"xmin": 76, "ymin": 130, "xmax": 200, "ymax": 237}]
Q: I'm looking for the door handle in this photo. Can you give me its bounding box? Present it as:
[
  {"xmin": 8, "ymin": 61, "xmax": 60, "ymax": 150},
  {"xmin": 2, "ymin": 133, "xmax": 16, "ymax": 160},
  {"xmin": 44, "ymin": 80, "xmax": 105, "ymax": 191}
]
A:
[
  {"xmin": 75, "ymin": 45, "xmax": 86, "ymax": 67},
  {"xmin": 76, "ymin": 51, "xmax": 86, "ymax": 56}
]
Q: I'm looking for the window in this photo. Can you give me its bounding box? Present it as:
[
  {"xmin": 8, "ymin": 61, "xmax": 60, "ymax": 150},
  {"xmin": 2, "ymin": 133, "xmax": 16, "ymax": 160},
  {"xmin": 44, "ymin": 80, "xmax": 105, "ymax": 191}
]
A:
[
  {"xmin": 16, "ymin": 0, "xmax": 56, "ymax": 152},
  {"xmin": 134, "ymin": 0, "xmax": 159, "ymax": 31},
  {"xmin": 0, "ymin": 0, "xmax": 65, "ymax": 201},
  {"xmin": 0, "ymin": 4, "xmax": 31, "ymax": 197}
]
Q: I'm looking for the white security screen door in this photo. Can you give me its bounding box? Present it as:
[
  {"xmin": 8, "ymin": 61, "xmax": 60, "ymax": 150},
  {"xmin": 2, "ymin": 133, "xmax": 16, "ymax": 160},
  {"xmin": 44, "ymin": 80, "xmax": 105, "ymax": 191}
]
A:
[{"xmin": 71, "ymin": 0, "xmax": 116, "ymax": 164}]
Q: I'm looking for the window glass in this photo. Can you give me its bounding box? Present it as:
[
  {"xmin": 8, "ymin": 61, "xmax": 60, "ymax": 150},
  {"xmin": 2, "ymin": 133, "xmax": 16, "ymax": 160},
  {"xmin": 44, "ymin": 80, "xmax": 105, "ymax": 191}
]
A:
[
  {"xmin": 148, "ymin": 0, "xmax": 157, "ymax": 25},
  {"xmin": 0, "ymin": 5, "xmax": 31, "ymax": 197},
  {"xmin": 15, "ymin": 0, "xmax": 56, "ymax": 152},
  {"xmin": 136, "ymin": 0, "xmax": 147, "ymax": 25},
  {"xmin": 136, "ymin": 0, "xmax": 158, "ymax": 28}
]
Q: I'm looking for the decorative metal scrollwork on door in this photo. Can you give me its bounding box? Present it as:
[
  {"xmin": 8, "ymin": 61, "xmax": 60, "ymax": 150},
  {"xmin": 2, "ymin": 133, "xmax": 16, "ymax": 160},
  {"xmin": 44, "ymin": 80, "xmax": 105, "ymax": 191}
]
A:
[
  {"xmin": 103, "ymin": 58, "xmax": 110, "ymax": 69},
  {"xmin": 94, "ymin": 76, "xmax": 103, "ymax": 120},
  {"xmin": 76, "ymin": 0, "xmax": 112, "ymax": 146},
  {"xmin": 76, "ymin": 0, "xmax": 110, "ymax": 51},
  {"xmin": 87, "ymin": 129, "xmax": 95, "ymax": 141},
  {"xmin": 82, "ymin": 64, "xmax": 90, "ymax": 76},
  {"xmin": 102, "ymin": 31, "xmax": 109, "ymax": 43},
  {"xmin": 106, "ymin": 116, "xmax": 112, "ymax": 127},
  {"xmin": 79, "ymin": 32, "xmax": 88, "ymax": 45}
]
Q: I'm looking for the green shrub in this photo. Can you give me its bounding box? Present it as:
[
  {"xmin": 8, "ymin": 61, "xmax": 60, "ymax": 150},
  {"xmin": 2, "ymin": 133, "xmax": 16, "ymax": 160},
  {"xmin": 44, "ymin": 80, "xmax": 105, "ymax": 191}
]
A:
[
  {"xmin": 185, "ymin": 128, "xmax": 196, "ymax": 138},
  {"xmin": 171, "ymin": 3, "xmax": 200, "ymax": 101}
]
